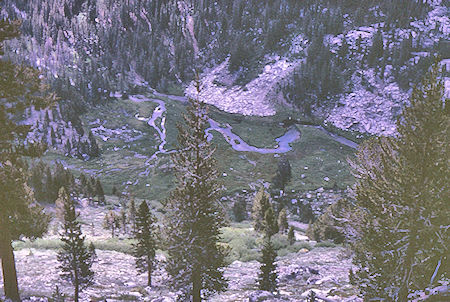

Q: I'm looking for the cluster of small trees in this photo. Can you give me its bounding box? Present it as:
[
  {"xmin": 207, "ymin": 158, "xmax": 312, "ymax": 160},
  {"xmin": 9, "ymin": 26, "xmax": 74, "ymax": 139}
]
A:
[
  {"xmin": 251, "ymin": 187, "xmax": 293, "ymax": 238},
  {"xmin": 250, "ymin": 186, "xmax": 296, "ymax": 293},
  {"xmin": 102, "ymin": 197, "xmax": 138, "ymax": 237},
  {"xmin": 54, "ymin": 187, "xmax": 159, "ymax": 301},
  {"xmin": 33, "ymin": 109, "xmax": 100, "ymax": 160},
  {"xmin": 27, "ymin": 160, "xmax": 106, "ymax": 204}
]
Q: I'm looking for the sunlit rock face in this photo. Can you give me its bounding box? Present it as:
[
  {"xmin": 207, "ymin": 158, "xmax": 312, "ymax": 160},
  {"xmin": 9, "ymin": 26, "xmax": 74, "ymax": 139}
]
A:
[{"xmin": 186, "ymin": 57, "xmax": 301, "ymax": 117}]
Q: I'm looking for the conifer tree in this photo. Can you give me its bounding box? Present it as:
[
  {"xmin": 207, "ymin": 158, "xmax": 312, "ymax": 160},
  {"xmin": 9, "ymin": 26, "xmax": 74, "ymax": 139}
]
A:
[
  {"xmin": 51, "ymin": 285, "xmax": 66, "ymax": 302},
  {"xmin": 112, "ymin": 185, "xmax": 118, "ymax": 196},
  {"xmin": 368, "ymin": 30, "xmax": 384, "ymax": 67},
  {"xmin": 55, "ymin": 187, "xmax": 70, "ymax": 224},
  {"xmin": 277, "ymin": 208, "xmax": 289, "ymax": 234},
  {"xmin": 287, "ymin": 226, "xmax": 295, "ymax": 245},
  {"xmin": 95, "ymin": 178, "xmax": 105, "ymax": 204},
  {"xmin": 120, "ymin": 208, "xmax": 127, "ymax": 233},
  {"xmin": 0, "ymin": 18, "xmax": 54, "ymax": 301},
  {"xmin": 128, "ymin": 197, "xmax": 137, "ymax": 233},
  {"xmin": 164, "ymin": 82, "xmax": 228, "ymax": 301},
  {"xmin": 349, "ymin": 62, "xmax": 449, "ymax": 301},
  {"xmin": 251, "ymin": 187, "xmax": 270, "ymax": 232},
  {"xmin": 51, "ymin": 127, "xmax": 57, "ymax": 146},
  {"xmin": 133, "ymin": 201, "xmax": 158, "ymax": 287},
  {"xmin": 103, "ymin": 210, "xmax": 119, "ymax": 237},
  {"xmin": 264, "ymin": 205, "xmax": 278, "ymax": 238},
  {"xmin": 232, "ymin": 199, "xmax": 247, "ymax": 222},
  {"xmin": 258, "ymin": 237, "xmax": 278, "ymax": 293},
  {"xmin": 307, "ymin": 290, "xmax": 317, "ymax": 302},
  {"xmin": 88, "ymin": 131, "xmax": 100, "ymax": 157},
  {"xmin": 57, "ymin": 193, "xmax": 96, "ymax": 302},
  {"xmin": 271, "ymin": 156, "xmax": 292, "ymax": 191}
]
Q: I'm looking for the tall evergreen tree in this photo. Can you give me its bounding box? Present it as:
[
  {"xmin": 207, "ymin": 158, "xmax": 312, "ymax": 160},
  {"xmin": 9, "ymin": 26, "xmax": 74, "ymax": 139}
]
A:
[
  {"xmin": 232, "ymin": 198, "xmax": 248, "ymax": 222},
  {"xmin": 251, "ymin": 187, "xmax": 270, "ymax": 232},
  {"xmin": 103, "ymin": 210, "xmax": 119, "ymax": 238},
  {"xmin": 57, "ymin": 192, "xmax": 96, "ymax": 302},
  {"xmin": 368, "ymin": 30, "xmax": 384, "ymax": 67},
  {"xmin": 0, "ymin": 18, "xmax": 54, "ymax": 301},
  {"xmin": 112, "ymin": 185, "xmax": 118, "ymax": 196},
  {"xmin": 120, "ymin": 208, "xmax": 127, "ymax": 234},
  {"xmin": 349, "ymin": 62, "xmax": 449, "ymax": 301},
  {"xmin": 257, "ymin": 237, "xmax": 278, "ymax": 293},
  {"xmin": 271, "ymin": 155, "xmax": 292, "ymax": 191},
  {"xmin": 95, "ymin": 178, "xmax": 105, "ymax": 204},
  {"xmin": 264, "ymin": 205, "xmax": 278, "ymax": 238},
  {"xmin": 277, "ymin": 208, "xmax": 288, "ymax": 234},
  {"xmin": 128, "ymin": 197, "xmax": 137, "ymax": 233},
  {"xmin": 164, "ymin": 83, "xmax": 228, "ymax": 301},
  {"xmin": 87, "ymin": 131, "xmax": 100, "ymax": 157},
  {"xmin": 133, "ymin": 201, "xmax": 158, "ymax": 287},
  {"xmin": 287, "ymin": 226, "xmax": 295, "ymax": 245},
  {"xmin": 55, "ymin": 187, "xmax": 70, "ymax": 224}
]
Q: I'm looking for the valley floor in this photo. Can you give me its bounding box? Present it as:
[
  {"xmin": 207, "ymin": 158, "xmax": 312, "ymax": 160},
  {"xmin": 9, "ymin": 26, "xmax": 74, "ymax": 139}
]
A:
[
  {"xmin": 0, "ymin": 204, "xmax": 360, "ymax": 302},
  {"xmin": 1, "ymin": 246, "xmax": 360, "ymax": 302}
]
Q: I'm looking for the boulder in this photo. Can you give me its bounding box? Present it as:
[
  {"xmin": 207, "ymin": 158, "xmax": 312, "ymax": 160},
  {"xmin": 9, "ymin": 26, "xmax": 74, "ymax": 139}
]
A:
[{"xmin": 248, "ymin": 290, "xmax": 275, "ymax": 302}]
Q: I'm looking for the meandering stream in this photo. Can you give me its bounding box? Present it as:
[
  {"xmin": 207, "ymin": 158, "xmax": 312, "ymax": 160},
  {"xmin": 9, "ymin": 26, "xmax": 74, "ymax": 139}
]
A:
[
  {"xmin": 130, "ymin": 94, "xmax": 303, "ymax": 163},
  {"xmin": 130, "ymin": 93, "xmax": 357, "ymax": 173}
]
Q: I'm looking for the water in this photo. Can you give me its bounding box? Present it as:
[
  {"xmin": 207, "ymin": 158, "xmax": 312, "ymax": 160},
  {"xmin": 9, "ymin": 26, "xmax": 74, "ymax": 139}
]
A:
[{"xmin": 130, "ymin": 95, "xmax": 302, "ymax": 160}]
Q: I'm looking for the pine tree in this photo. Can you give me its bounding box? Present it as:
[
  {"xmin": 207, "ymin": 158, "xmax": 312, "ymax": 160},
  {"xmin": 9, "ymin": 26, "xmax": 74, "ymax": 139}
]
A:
[
  {"xmin": 277, "ymin": 208, "xmax": 288, "ymax": 234},
  {"xmin": 307, "ymin": 290, "xmax": 317, "ymax": 302},
  {"xmin": 232, "ymin": 199, "xmax": 247, "ymax": 222},
  {"xmin": 0, "ymin": 18, "xmax": 54, "ymax": 301},
  {"xmin": 51, "ymin": 285, "xmax": 66, "ymax": 302},
  {"xmin": 368, "ymin": 30, "xmax": 384, "ymax": 67},
  {"xmin": 88, "ymin": 130, "xmax": 100, "ymax": 157},
  {"xmin": 128, "ymin": 197, "xmax": 137, "ymax": 233},
  {"xmin": 133, "ymin": 201, "xmax": 158, "ymax": 287},
  {"xmin": 95, "ymin": 178, "xmax": 105, "ymax": 204},
  {"xmin": 349, "ymin": 62, "xmax": 449, "ymax": 301},
  {"xmin": 112, "ymin": 185, "xmax": 118, "ymax": 196},
  {"xmin": 55, "ymin": 187, "xmax": 70, "ymax": 224},
  {"xmin": 251, "ymin": 187, "xmax": 270, "ymax": 232},
  {"xmin": 103, "ymin": 210, "xmax": 119, "ymax": 237},
  {"xmin": 271, "ymin": 156, "xmax": 292, "ymax": 191},
  {"xmin": 264, "ymin": 205, "xmax": 278, "ymax": 238},
  {"xmin": 120, "ymin": 208, "xmax": 127, "ymax": 233},
  {"xmin": 51, "ymin": 127, "xmax": 57, "ymax": 146},
  {"xmin": 287, "ymin": 226, "xmax": 295, "ymax": 245},
  {"xmin": 57, "ymin": 193, "xmax": 96, "ymax": 302},
  {"xmin": 164, "ymin": 82, "xmax": 228, "ymax": 301},
  {"xmin": 258, "ymin": 237, "xmax": 278, "ymax": 293}
]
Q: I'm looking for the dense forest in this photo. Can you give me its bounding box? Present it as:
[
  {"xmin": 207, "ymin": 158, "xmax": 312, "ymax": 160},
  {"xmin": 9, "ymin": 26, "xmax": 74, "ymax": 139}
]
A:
[{"xmin": 1, "ymin": 0, "xmax": 443, "ymax": 109}]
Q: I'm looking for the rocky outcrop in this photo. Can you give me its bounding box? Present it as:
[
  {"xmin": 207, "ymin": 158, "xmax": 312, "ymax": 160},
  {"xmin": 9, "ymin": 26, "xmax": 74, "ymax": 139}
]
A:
[
  {"xmin": 325, "ymin": 69, "xmax": 409, "ymax": 136},
  {"xmin": 186, "ymin": 57, "xmax": 301, "ymax": 116}
]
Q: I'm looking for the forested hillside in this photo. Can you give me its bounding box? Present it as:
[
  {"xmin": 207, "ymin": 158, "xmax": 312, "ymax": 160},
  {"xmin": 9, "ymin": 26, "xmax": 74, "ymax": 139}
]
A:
[{"xmin": 1, "ymin": 1, "xmax": 446, "ymax": 109}]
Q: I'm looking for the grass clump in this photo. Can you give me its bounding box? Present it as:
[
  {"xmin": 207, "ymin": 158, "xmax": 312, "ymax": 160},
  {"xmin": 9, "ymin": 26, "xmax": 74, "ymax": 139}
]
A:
[
  {"xmin": 13, "ymin": 238, "xmax": 137, "ymax": 254},
  {"xmin": 91, "ymin": 238, "xmax": 136, "ymax": 254},
  {"xmin": 13, "ymin": 238, "xmax": 63, "ymax": 251},
  {"xmin": 315, "ymin": 240, "xmax": 339, "ymax": 248},
  {"xmin": 220, "ymin": 223, "xmax": 314, "ymax": 262}
]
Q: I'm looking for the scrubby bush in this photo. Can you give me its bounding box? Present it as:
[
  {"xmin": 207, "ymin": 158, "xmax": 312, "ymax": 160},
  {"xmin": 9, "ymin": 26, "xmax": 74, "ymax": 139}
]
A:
[{"xmin": 306, "ymin": 199, "xmax": 354, "ymax": 244}]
